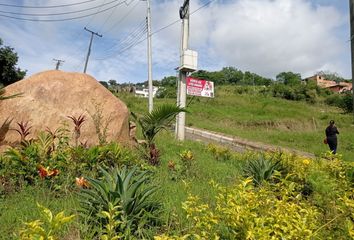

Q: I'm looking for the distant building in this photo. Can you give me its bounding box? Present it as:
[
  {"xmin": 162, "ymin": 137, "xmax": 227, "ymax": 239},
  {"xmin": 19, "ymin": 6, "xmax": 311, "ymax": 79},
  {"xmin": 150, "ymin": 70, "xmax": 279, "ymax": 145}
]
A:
[
  {"xmin": 135, "ymin": 86, "xmax": 159, "ymax": 98},
  {"xmin": 304, "ymin": 75, "xmax": 352, "ymax": 93}
]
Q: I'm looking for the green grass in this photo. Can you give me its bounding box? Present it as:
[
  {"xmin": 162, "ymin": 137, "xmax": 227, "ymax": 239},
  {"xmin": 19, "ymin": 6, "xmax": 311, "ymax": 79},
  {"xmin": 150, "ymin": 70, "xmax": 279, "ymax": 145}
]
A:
[
  {"xmin": 0, "ymin": 132, "xmax": 243, "ymax": 239},
  {"xmin": 117, "ymin": 86, "xmax": 354, "ymax": 161},
  {"xmin": 0, "ymin": 186, "xmax": 79, "ymax": 239}
]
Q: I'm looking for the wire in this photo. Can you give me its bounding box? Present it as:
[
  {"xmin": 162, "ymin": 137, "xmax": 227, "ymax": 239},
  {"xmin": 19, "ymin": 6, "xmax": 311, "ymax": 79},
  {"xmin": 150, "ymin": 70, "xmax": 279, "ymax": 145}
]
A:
[
  {"xmin": 102, "ymin": 0, "xmax": 140, "ymax": 34},
  {"xmin": 113, "ymin": 0, "xmax": 217, "ymax": 56},
  {"xmin": 96, "ymin": 24, "xmax": 147, "ymax": 60},
  {"xmin": 0, "ymin": 0, "xmax": 126, "ymax": 16},
  {"xmin": 0, "ymin": 0, "xmax": 99, "ymax": 9},
  {"xmin": 0, "ymin": 0, "xmax": 133, "ymax": 22}
]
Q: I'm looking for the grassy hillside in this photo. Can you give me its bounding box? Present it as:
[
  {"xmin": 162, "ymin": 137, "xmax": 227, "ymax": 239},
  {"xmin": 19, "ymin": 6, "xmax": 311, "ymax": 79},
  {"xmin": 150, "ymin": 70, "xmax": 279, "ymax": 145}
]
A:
[{"xmin": 118, "ymin": 85, "xmax": 354, "ymax": 161}]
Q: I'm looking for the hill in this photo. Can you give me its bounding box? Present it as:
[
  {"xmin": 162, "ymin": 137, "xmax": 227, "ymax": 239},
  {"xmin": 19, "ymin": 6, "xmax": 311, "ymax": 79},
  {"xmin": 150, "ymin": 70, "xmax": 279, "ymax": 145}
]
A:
[{"xmin": 118, "ymin": 85, "xmax": 354, "ymax": 161}]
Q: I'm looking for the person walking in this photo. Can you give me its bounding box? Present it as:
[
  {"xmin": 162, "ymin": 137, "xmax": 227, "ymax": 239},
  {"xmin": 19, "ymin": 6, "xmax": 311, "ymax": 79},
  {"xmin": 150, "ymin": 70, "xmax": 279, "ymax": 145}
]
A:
[{"xmin": 325, "ymin": 120, "xmax": 339, "ymax": 154}]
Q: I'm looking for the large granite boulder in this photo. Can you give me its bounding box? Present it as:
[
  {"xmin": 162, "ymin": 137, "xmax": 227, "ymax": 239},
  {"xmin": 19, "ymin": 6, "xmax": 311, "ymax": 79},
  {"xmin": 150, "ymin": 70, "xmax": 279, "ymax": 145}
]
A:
[{"xmin": 0, "ymin": 70, "xmax": 130, "ymax": 147}]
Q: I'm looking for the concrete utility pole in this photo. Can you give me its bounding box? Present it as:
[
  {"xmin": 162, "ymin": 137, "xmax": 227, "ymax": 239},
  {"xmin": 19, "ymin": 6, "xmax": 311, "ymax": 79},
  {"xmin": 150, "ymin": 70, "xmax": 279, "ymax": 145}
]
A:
[
  {"xmin": 146, "ymin": 0, "xmax": 153, "ymax": 113},
  {"xmin": 83, "ymin": 27, "xmax": 102, "ymax": 73},
  {"xmin": 176, "ymin": 0, "xmax": 190, "ymax": 141},
  {"xmin": 53, "ymin": 58, "xmax": 64, "ymax": 70},
  {"xmin": 350, "ymin": 0, "xmax": 354, "ymax": 118}
]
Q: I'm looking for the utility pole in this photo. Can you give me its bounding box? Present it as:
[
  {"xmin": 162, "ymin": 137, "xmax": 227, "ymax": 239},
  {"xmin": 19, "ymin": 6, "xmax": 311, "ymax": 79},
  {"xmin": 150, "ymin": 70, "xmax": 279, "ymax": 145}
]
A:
[
  {"xmin": 83, "ymin": 27, "xmax": 102, "ymax": 73},
  {"xmin": 53, "ymin": 58, "xmax": 64, "ymax": 70},
  {"xmin": 350, "ymin": 0, "xmax": 354, "ymax": 119},
  {"xmin": 146, "ymin": 0, "xmax": 153, "ymax": 113},
  {"xmin": 176, "ymin": 0, "xmax": 190, "ymax": 141}
]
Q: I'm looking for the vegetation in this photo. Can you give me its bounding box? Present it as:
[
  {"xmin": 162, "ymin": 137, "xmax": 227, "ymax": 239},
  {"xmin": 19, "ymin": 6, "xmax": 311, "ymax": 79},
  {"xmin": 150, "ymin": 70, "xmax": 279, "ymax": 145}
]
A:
[
  {"xmin": 1, "ymin": 68, "xmax": 354, "ymax": 239},
  {"xmin": 132, "ymin": 104, "xmax": 186, "ymax": 165},
  {"xmin": 0, "ymin": 38, "xmax": 26, "ymax": 86}
]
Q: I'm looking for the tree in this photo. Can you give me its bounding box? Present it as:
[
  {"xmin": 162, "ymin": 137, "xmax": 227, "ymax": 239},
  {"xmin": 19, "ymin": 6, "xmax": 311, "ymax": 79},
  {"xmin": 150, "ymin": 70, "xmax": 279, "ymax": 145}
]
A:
[
  {"xmin": 160, "ymin": 76, "xmax": 177, "ymax": 87},
  {"xmin": 131, "ymin": 104, "xmax": 186, "ymax": 165},
  {"xmin": 99, "ymin": 81, "xmax": 109, "ymax": 88},
  {"xmin": 276, "ymin": 72, "xmax": 301, "ymax": 86},
  {"xmin": 108, "ymin": 79, "xmax": 117, "ymax": 87},
  {"xmin": 0, "ymin": 38, "xmax": 26, "ymax": 86}
]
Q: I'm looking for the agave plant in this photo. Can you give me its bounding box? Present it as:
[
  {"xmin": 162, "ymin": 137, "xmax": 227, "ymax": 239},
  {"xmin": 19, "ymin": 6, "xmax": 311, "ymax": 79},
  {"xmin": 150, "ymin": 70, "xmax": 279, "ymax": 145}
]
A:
[
  {"xmin": 131, "ymin": 104, "xmax": 186, "ymax": 165},
  {"xmin": 78, "ymin": 166, "xmax": 159, "ymax": 238},
  {"xmin": 243, "ymin": 155, "xmax": 282, "ymax": 186}
]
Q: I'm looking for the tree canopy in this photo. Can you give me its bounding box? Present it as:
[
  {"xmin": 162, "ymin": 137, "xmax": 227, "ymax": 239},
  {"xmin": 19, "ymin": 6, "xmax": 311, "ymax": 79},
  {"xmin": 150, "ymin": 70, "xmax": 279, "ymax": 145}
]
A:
[
  {"xmin": 276, "ymin": 72, "xmax": 302, "ymax": 86},
  {"xmin": 0, "ymin": 38, "xmax": 26, "ymax": 86}
]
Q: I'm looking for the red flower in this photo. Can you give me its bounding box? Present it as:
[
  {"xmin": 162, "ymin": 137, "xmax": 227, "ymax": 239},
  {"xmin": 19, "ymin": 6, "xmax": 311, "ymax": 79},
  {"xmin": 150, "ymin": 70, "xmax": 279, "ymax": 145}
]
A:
[
  {"xmin": 75, "ymin": 177, "xmax": 89, "ymax": 188},
  {"xmin": 38, "ymin": 165, "xmax": 59, "ymax": 179}
]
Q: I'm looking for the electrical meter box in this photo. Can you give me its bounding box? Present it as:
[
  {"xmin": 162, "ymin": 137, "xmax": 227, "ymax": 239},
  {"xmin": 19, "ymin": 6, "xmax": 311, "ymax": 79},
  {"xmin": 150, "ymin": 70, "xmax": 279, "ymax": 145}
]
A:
[{"xmin": 180, "ymin": 49, "xmax": 198, "ymax": 72}]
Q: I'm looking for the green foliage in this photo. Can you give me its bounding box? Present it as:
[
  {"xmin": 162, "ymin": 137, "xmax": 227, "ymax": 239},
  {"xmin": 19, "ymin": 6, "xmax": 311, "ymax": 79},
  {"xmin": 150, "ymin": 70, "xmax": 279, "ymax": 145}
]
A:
[
  {"xmin": 89, "ymin": 101, "xmax": 112, "ymax": 145},
  {"xmin": 156, "ymin": 86, "xmax": 177, "ymax": 99},
  {"xmin": 157, "ymin": 151, "xmax": 354, "ymax": 239},
  {"xmin": 268, "ymin": 82, "xmax": 319, "ymax": 103},
  {"xmin": 0, "ymin": 38, "xmax": 26, "ymax": 86},
  {"xmin": 276, "ymin": 71, "xmax": 302, "ymax": 86},
  {"xmin": 99, "ymin": 202, "xmax": 123, "ymax": 240},
  {"xmin": 190, "ymin": 67, "xmax": 272, "ymax": 86},
  {"xmin": 132, "ymin": 104, "xmax": 186, "ymax": 165},
  {"xmin": 132, "ymin": 104, "xmax": 186, "ymax": 146},
  {"xmin": 160, "ymin": 76, "xmax": 177, "ymax": 87},
  {"xmin": 243, "ymin": 155, "xmax": 281, "ymax": 185},
  {"xmin": 78, "ymin": 167, "xmax": 159, "ymax": 238},
  {"xmin": 206, "ymin": 143, "xmax": 232, "ymax": 161},
  {"xmin": 19, "ymin": 203, "xmax": 75, "ymax": 240},
  {"xmin": 325, "ymin": 93, "xmax": 353, "ymax": 113}
]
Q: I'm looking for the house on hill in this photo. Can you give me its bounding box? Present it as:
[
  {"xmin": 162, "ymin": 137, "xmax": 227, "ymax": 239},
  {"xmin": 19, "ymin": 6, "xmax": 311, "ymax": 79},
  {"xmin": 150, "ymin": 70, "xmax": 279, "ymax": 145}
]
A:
[{"xmin": 304, "ymin": 75, "xmax": 352, "ymax": 93}]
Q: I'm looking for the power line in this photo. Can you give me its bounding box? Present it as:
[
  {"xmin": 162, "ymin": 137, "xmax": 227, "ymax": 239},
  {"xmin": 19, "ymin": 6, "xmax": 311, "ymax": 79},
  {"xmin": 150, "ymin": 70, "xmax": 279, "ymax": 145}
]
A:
[
  {"xmin": 0, "ymin": 0, "xmax": 131, "ymax": 22},
  {"xmin": 98, "ymin": 0, "xmax": 136, "ymax": 32},
  {"xmin": 95, "ymin": 23, "xmax": 147, "ymax": 59},
  {"xmin": 106, "ymin": 18, "xmax": 146, "ymax": 46},
  {"xmin": 0, "ymin": 0, "xmax": 124, "ymax": 16},
  {"xmin": 0, "ymin": 0, "xmax": 99, "ymax": 9},
  {"xmin": 102, "ymin": 0, "xmax": 217, "ymax": 57},
  {"xmin": 102, "ymin": 0, "xmax": 140, "ymax": 34}
]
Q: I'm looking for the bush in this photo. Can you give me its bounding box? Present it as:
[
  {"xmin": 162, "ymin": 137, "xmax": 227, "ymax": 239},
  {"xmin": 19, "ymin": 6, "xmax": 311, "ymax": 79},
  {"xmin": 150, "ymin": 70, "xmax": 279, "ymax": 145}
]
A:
[
  {"xmin": 78, "ymin": 167, "xmax": 160, "ymax": 238},
  {"xmin": 325, "ymin": 93, "xmax": 353, "ymax": 113}
]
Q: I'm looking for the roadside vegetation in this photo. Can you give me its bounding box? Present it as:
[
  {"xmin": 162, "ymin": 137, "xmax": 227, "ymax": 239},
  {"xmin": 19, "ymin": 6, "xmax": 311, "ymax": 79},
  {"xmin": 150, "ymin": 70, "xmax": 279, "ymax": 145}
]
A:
[{"xmin": 1, "ymin": 63, "xmax": 354, "ymax": 239}]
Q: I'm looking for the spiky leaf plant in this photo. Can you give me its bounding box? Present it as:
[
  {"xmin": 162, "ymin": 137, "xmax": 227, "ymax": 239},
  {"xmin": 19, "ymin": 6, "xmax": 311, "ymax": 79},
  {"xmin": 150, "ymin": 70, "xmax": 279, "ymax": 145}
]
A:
[
  {"xmin": 243, "ymin": 155, "xmax": 282, "ymax": 186},
  {"xmin": 131, "ymin": 104, "xmax": 186, "ymax": 146},
  {"xmin": 78, "ymin": 166, "xmax": 159, "ymax": 238},
  {"xmin": 67, "ymin": 114, "xmax": 86, "ymax": 146},
  {"xmin": 131, "ymin": 104, "xmax": 186, "ymax": 165},
  {"xmin": 14, "ymin": 121, "xmax": 32, "ymax": 142}
]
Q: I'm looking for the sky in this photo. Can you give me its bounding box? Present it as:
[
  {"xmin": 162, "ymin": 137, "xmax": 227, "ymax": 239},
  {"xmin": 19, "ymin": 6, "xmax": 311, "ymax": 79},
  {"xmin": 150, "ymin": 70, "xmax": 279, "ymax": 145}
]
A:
[{"xmin": 0, "ymin": 0, "xmax": 351, "ymax": 83}]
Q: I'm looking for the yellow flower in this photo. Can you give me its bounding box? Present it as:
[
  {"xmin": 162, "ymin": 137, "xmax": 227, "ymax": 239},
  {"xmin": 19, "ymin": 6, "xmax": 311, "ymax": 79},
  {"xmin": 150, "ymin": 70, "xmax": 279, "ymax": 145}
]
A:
[{"xmin": 302, "ymin": 159, "xmax": 311, "ymax": 165}]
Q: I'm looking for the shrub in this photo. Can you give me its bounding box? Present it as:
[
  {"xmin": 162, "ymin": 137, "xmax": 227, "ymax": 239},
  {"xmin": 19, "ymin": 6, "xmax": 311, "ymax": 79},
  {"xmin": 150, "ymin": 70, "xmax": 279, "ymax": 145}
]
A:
[
  {"xmin": 78, "ymin": 167, "xmax": 159, "ymax": 238},
  {"xmin": 19, "ymin": 203, "xmax": 75, "ymax": 240},
  {"xmin": 325, "ymin": 93, "xmax": 353, "ymax": 113},
  {"xmin": 242, "ymin": 155, "xmax": 281, "ymax": 185}
]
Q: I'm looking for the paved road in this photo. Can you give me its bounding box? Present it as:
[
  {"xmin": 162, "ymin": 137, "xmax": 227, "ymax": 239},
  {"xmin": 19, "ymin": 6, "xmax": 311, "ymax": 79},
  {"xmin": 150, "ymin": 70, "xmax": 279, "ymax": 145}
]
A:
[{"xmin": 185, "ymin": 126, "xmax": 315, "ymax": 158}]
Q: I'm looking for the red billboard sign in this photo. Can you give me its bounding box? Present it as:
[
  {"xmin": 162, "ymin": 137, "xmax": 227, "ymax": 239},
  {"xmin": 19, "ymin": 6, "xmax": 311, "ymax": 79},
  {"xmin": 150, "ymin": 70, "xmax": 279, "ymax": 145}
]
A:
[{"xmin": 186, "ymin": 77, "xmax": 214, "ymax": 98}]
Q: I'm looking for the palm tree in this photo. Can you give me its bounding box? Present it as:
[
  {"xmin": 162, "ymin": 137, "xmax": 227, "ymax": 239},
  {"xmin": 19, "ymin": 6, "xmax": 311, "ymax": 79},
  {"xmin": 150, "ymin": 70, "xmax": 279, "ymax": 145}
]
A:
[{"xmin": 131, "ymin": 104, "xmax": 186, "ymax": 165}]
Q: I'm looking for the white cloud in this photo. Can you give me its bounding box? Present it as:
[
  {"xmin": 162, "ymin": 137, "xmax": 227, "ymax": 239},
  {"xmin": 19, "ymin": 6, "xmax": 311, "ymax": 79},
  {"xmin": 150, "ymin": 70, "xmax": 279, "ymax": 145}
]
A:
[
  {"xmin": 0, "ymin": 0, "xmax": 350, "ymax": 83},
  {"xmin": 206, "ymin": 0, "xmax": 348, "ymax": 78}
]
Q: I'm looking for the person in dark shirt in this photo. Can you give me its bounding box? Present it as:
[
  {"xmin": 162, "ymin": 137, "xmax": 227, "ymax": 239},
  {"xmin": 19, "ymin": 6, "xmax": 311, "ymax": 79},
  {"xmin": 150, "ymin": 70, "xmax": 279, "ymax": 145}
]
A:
[{"xmin": 325, "ymin": 120, "xmax": 339, "ymax": 154}]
